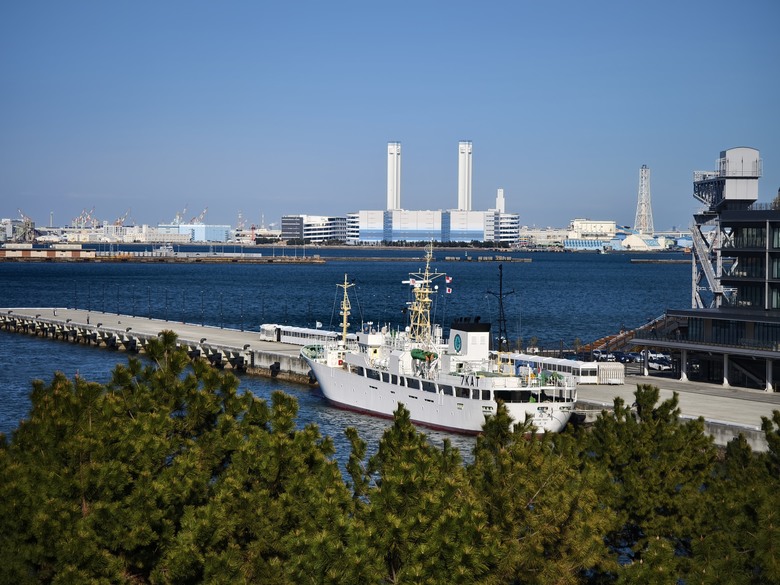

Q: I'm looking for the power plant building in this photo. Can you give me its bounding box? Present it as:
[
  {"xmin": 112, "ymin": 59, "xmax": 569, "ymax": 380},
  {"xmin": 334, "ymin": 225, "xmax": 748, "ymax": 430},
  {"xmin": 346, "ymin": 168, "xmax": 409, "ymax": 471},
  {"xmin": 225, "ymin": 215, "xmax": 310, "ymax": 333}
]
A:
[{"xmin": 342, "ymin": 141, "xmax": 519, "ymax": 245}]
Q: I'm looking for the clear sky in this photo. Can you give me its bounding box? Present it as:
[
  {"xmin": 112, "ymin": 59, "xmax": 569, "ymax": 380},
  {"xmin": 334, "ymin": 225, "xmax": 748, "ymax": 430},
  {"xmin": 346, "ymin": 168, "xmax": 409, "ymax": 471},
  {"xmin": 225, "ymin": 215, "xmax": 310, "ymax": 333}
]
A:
[{"xmin": 2, "ymin": 0, "xmax": 778, "ymax": 231}]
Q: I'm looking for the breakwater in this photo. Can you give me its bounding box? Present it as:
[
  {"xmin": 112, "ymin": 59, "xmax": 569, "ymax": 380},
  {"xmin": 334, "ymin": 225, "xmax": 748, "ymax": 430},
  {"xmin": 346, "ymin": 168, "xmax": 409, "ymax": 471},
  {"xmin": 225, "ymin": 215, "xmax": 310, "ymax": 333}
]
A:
[{"xmin": 0, "ymin": 308, "xmax": 312, "ymax": 384}]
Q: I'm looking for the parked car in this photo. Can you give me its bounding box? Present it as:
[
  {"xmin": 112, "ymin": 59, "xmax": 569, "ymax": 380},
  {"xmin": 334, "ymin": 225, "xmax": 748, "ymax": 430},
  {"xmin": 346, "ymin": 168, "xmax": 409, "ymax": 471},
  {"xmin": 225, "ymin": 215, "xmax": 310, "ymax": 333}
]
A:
[
  {"xmin": 648, "ymin": 357, "xmax": 672, "ymax": 371},
  {"xmin": 626, "ymin": 352, "xmax": 643, "ymax": 363}
]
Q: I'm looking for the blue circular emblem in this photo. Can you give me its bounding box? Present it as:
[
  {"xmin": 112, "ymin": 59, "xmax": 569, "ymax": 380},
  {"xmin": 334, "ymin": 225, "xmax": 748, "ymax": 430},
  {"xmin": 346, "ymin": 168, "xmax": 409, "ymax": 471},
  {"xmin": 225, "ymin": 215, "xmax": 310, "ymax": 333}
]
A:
[{"xmin": 453, "ymin": 334, "xmax": 462, "ymax": 352}]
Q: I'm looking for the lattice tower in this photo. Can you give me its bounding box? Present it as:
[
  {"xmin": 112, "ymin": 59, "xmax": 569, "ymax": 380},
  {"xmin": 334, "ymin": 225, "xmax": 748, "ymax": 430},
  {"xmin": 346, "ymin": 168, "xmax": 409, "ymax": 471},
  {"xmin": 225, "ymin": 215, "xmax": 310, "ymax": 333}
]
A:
[{"xmin": 634, "ymin": 165, "xmax": 654, "ymax": 234}]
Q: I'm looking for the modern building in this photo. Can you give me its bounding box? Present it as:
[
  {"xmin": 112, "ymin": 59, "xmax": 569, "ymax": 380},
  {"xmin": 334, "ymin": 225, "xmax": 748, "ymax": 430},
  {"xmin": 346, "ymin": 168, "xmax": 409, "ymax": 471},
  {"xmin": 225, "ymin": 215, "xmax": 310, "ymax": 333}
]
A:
[
  {"xmin": 157, "ymin": 223, "xmax": 230, "ymax": 243},
  {"xmin": 485, "ymin": 190, "xmax": 521, "ymax": 244},
  {"xmin": 347, "ymin": 210, "xmax": 385, "ymax": 244},
  {"xmin": 563, "ymin": 218, "xmax": 617, "ymax": 251},
  {"xmin": 630, "ymin": 146, "xmax": 779, "ymax": 391},
  {"xmin": 442, "ymin": 210, "xmax": 485, "ymax": 242},
  {"xmin": 517, "ymin": 226, "xmax": 568, "ymax": 248},
  {"xmin": 281, "ymin": 215, "xmax": 347, "ymax": 243}
]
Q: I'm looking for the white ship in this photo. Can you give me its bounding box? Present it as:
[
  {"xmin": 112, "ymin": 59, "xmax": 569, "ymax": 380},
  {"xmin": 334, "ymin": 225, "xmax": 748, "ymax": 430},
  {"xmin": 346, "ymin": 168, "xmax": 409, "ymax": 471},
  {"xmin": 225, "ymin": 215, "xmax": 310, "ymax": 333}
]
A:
[{"xmin": 300, "ymin": 247, "xmax": 577, "ymax": 434}]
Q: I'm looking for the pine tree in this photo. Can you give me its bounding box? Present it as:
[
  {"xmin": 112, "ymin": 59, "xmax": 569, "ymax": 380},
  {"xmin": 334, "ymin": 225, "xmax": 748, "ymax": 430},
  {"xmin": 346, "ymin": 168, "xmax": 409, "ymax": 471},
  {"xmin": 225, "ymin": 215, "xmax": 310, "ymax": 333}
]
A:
[
  {"xmin": 0, "ymin": 331, "xmax": 356, "ymax": 584},
  {"xmin": 357, "ymin": 403, "xmax": 495, "ymax": 584},
  {"xmin": 468, "ymin": 402, "xmax": 616, "ymax": 585},
  {"xmin": 694, "ymin": 412, "xmax": 780, "ymax": 585},
  {"xmin": 585, "ymin": 384, "xmax": 717, "ymax": 583}
]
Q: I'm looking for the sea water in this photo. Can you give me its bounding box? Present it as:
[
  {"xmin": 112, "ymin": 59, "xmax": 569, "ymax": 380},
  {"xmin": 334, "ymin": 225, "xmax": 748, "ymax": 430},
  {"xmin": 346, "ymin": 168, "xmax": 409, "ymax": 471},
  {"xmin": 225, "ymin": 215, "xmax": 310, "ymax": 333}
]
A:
[{"xmin": 0, "ymin": 251, "xmax": 690, "ymax": 461}]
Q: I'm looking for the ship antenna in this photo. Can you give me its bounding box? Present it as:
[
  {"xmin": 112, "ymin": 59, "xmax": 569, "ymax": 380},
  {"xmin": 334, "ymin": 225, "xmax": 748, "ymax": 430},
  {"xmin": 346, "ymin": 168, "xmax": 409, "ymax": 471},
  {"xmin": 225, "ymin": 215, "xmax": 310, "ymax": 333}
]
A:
[
  {"xmin": 486, "ymin": 263, "xmax": 515, "ymax": 352},
  {"xmin": 337, "ymin": 274, "xmax": 354, "ymax": 346}
]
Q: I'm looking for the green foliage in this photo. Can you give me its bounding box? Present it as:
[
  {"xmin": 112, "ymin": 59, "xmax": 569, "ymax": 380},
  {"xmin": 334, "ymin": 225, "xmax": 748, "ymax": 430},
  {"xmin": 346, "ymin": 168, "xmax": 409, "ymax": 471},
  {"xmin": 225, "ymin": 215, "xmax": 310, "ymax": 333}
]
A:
[
  {"xmin": 2, "ymin": 351, "xmax": 779, "ymax": 585},
  {"xmin": 359, "ymin": 404, "xmax": 494, "ymax": 584},
  {"xmin": 692, "ymin": 412, "xmax": 780, "ymax": 585},
  {"xmin": 469, "ymin": 403, "xmax": 616, "ymax": 585},
  {"xmin": 586, "ymin": 384, "xmax": 718, "ymax": 582}
]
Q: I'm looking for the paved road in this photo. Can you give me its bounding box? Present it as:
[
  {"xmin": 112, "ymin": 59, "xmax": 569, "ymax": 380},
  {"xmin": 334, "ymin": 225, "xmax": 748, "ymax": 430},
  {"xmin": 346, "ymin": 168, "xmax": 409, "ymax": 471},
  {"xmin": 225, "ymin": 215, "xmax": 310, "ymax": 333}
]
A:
[{"xmin": 578, "ymin": 374, "xmax": 780, "ymax": 431}]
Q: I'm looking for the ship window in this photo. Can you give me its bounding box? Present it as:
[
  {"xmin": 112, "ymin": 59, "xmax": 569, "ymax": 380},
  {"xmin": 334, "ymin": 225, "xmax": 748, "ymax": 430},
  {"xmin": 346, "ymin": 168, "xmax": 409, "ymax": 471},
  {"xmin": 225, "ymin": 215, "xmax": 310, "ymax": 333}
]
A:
[
  {"xmin": 456, "ymin": 387, "xmax": 469, "ymax": 398},
  {"xmin": 354, "ymin": 367, "xmax": 364, "ymax": 377},
  {"xmin": 406, "ymin": 378, "xmax": 420, "ymax": 390},
  {"xmin": 382, "ymin": 372, "xmax": 390, "ymax": 383},
  {"xmin": 422, "ymin": 381, "xmax": 436, "ymax": 393},
  {"xmin": 482, "ymin": 390, "xmax": 491, "ymax": 400},
  {"xmin": 391, "ymin": 375, "xmax": 398, "ymax": 384},
  {"xmin": 367, "ymin": 369, "xmax": 380, "ymax": 381},
  {"xmin": 495, "ymin": 390, "xmax": 520, "ymax": 403},
  {"xmin": 471, "ymin": 389, "xmax": 480, "ymax": 400},
  {"xmin": 441, "ymin": 385, "xmax": 454, "ymax": 396}
]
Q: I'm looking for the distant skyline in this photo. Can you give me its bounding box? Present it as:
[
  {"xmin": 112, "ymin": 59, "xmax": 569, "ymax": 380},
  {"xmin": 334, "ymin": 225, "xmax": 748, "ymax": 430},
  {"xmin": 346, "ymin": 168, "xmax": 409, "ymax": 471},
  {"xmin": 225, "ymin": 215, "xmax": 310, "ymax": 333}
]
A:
[{"xmin": 2, "ymin": 1, "xmax": 778, "ymax": 231}]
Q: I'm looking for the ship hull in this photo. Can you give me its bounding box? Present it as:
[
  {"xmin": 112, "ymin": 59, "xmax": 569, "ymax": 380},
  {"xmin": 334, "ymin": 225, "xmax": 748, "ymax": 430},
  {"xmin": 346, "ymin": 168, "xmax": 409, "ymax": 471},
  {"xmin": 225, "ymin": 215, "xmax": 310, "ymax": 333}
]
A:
[{"xmin": 304, "ymin": 357, "xmax": 573, "ymax": 434}]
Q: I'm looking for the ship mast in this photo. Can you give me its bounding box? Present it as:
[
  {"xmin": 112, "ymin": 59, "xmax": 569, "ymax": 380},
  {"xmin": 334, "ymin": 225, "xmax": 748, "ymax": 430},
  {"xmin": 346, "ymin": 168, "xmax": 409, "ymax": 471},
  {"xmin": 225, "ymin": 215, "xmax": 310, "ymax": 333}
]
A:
[
  {"xmin": 338, "ymin": 274, "xmax": 353, "ymax": 345},
  {"xmin": 406, "ymin": 243, "xmax": 444, "ymax": 346},
  {"xmin": 486, "ymin": 263, "xmax": 514, "ymax": 352}
]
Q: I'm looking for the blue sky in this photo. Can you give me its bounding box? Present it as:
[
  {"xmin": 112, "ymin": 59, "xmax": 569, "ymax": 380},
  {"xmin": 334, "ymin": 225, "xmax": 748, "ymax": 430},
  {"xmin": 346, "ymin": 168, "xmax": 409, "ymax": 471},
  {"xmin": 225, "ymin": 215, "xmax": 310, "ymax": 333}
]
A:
[{"xmin": 2, "ymin": 0, "xmax": 778, "ymax": 231}]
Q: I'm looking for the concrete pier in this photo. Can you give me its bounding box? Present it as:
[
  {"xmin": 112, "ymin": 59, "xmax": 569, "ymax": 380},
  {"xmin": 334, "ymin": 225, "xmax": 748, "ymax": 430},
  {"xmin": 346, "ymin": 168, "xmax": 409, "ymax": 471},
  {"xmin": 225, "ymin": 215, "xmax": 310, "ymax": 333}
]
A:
[
  {"xmin": 0, "ymin": 307, "xmax": 311, "ymax": 384},
  {"xmin": 2, "ymin": 307, "xmax": 779, "ymax": 451}
]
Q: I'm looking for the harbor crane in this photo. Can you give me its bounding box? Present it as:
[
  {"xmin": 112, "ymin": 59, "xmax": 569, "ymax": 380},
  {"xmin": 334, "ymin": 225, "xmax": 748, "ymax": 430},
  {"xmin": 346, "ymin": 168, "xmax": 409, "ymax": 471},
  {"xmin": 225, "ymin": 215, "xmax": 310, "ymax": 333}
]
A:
[
  {"xmin": 173, "ymin": 204, "xmax": 188, "ymax": 225},
  {"xmin": 72, "ymin": 206, "xmax": 96, "ymax": 229},
  {"xmin": 114, "ymin": 209, "xmax": 131, "ymax": 226},
  {"xmin": 190, "ymin": 207, "xmax": 208, "ymax": 224}
]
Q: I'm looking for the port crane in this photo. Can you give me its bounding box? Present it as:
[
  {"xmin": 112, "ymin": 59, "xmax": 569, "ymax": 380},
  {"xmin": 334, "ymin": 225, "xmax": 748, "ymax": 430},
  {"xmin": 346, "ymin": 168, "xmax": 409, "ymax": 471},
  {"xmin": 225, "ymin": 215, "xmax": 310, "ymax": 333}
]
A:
[
  {"xmin": 114, "ymin": 209, "xmax": 131, "ymax": 226},
  {"xmin": 172, "ymin": 204, "xmax": 188, "ymax": 225},
  {"xmin": 72, "ymin": 206, "xmax": 96, "ymax": 229},
  {"xmin": 189, "ymin": 207, "xmax": 208, "ymax": 224}
]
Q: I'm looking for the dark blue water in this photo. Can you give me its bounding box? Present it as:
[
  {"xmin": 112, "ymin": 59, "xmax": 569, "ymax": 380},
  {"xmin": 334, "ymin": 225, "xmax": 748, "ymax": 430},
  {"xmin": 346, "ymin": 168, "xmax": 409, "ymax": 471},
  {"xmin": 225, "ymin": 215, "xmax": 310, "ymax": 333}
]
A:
[{"xmin": 0, "ymin": 251, "xmax": 690, "ymax": 460}]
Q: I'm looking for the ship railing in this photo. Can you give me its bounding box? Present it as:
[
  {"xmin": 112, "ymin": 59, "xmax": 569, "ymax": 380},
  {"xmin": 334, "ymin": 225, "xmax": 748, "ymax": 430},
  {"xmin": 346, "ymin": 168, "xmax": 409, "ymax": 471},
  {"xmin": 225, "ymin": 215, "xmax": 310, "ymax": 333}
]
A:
[
  {"xmin": 321, "ymin": 338, "xmax": 359, "ymax": 353},
  {"xmin": 457, "ymin": 359, "xmax": 494, "ymax": 376}
]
